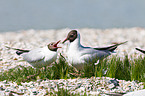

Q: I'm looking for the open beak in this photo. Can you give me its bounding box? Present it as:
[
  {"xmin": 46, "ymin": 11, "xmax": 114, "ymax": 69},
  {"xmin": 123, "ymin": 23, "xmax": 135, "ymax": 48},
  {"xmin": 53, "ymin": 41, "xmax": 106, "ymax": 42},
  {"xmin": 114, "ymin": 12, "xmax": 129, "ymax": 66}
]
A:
[
  {"xmin": 62, "ymin": 38, "xmax": 68, "ymax": 44},
  {"xmin": 54, "ymin": 40, "xmax": 62, "ymax": 48}
]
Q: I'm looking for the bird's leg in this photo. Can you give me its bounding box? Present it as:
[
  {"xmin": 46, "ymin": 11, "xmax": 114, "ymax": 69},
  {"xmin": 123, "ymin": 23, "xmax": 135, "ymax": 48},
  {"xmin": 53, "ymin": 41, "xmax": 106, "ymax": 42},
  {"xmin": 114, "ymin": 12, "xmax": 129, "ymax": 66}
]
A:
[
  {"xmin": 68, "ymin": 63, "xmax": 84, "ymax": 76},
  {"xmin": 94, "ymin": 60, "xmax": 100, "ymax": 65},
  {"xmin": 42, "ymin": 66, "xmax": 47, "ymax": 73},
  {"xmin": 68, "ymin": 63, "xmax": 79, "ymax": 73},
  {"xmin": 94, "ymin": 60, "xmax": 99, "ymax": 78},
  {"xmin": 73, "ymin": 66, "xmax": 79, "ymax": 73},
  {"xmin": 22, "ymin": 69, "xmax": 40, "ymax": 82}
]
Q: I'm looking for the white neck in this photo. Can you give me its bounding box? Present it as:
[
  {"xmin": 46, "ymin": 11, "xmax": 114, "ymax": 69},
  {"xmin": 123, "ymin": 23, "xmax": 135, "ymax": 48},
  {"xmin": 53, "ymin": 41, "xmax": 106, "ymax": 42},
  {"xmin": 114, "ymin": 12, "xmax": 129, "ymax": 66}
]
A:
[{"xmin": 69, "ymin": 33, "xmax": 83, "ymax": 50}]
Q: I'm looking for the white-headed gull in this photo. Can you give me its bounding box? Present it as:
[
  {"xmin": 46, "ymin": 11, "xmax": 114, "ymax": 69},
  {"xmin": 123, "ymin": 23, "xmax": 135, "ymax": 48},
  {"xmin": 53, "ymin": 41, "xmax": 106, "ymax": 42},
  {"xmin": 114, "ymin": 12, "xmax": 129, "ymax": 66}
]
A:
[{"xmin": 63, "ymin": 30, "xmax": 127, "ymax": 70}]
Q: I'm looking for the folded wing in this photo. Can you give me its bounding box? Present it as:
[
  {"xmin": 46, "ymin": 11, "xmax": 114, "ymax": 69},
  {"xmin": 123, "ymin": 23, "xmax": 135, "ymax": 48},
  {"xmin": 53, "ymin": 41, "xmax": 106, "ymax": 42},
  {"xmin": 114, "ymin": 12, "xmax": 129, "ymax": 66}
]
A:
[
  {"xmin": 22, "ymin": 48, "xmax": 45, "ymax": 63},
  {"xmin": 94, "ymin": 41, "xmax": 127, "ymax": 52}
]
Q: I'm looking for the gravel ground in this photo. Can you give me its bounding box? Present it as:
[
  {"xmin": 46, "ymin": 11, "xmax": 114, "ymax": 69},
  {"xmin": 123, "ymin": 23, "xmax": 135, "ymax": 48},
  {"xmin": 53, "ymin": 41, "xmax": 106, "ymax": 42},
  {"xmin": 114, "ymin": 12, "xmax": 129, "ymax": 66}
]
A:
[
  {"xmin": 0, "ymin": 77, "xmax": 144, "ymax": 96},
  {"xmin": 0, "ymin": 27, "xmax": 145, "ymax": 95}
]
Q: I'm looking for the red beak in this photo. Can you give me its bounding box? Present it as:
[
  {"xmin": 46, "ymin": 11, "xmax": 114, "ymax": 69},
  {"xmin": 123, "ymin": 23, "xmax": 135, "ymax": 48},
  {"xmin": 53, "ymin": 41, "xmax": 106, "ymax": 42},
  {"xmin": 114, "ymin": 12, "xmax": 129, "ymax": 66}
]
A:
[
  {"xmin": 54, "ymin": 40, "xmax": 61, "ymax": 48},
  {"xmin": 62, "ymin": 38, "xmax": 68, "ymax": 44}
]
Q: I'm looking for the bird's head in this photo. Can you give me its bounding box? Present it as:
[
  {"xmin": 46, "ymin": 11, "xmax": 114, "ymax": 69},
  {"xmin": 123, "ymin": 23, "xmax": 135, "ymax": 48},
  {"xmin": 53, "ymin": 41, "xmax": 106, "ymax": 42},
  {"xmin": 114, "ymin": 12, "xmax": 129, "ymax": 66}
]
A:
[
  {"xmin": 62, "ymin": 30, "xmax": 78, "ymax": 43},
  {"xmin": 48, "ymin": 40, "xmax": 61, "ymax": 51}
]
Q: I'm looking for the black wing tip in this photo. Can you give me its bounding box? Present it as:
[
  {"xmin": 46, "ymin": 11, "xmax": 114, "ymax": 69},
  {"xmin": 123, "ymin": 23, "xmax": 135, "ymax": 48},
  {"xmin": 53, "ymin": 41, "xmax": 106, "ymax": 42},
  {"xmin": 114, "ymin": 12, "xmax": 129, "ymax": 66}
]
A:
[
  {"xmin": 121, "ymin": 41, "xmax": 128, "ymax": 44},
  {"xmin": 114, "ymin": 41, "xmax": 128, "ymax": 46},
  {"xmin": 135, "ymin": 47, "xmax": 141, "ymax": 51},
  {"xmin": 108, "ymin": 46, "xmax": 117, "ymax": 52},
  {"xmin": 6, "ymin": 46, "xmax": 30, "ymax": 52},
  {"xmin": 135, "ymin": 48, "xmax": 139, "ymax": 50},
  {"xmin": 108, "ymin": 41, "xmax": 127, "ymax": 52},
  {"xmin": 135, "ymin": 47, "xmax": 145, "ymax": 54},
  {"xmin": 16, "ymin": 51, "xmax": 29, "ymax": 55},
  {"xmin": 16, "ymin": 51, "xmax": 23, "ymax": 55}
]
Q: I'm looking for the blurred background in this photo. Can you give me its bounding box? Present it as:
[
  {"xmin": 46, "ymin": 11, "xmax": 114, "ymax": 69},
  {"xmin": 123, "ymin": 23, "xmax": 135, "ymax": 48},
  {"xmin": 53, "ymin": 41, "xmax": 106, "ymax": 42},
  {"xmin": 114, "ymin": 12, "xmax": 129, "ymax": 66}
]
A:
[{"xmin": 0, "ymin": 0, "xmax": 145, "ymax": 32}]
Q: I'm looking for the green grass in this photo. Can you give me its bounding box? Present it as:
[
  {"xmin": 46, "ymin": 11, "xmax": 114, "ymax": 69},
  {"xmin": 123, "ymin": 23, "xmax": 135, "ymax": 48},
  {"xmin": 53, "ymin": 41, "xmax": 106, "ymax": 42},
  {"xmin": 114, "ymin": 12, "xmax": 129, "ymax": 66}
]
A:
[
  {"xmin": 106, "ymin": 55, "xmax": 131, "ymax": 80},
  {"xmin": 52, "ymin": 84, "xmax": 82, "ymax": 96},
  {"xmin": 0, "ymin": 54, "xmax": 145, "ymax": 85}
]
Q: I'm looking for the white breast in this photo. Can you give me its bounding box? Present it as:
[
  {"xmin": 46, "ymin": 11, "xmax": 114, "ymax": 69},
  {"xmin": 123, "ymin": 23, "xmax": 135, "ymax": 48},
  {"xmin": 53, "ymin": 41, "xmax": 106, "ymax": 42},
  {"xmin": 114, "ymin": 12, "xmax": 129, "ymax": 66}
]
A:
[
  {"xmin": 67, "ymin": 48, "xmax": 83, "ymax": 65},
  {"xmin": 43, "ymin": 47, "xmax": 57, "ymax": 64}
]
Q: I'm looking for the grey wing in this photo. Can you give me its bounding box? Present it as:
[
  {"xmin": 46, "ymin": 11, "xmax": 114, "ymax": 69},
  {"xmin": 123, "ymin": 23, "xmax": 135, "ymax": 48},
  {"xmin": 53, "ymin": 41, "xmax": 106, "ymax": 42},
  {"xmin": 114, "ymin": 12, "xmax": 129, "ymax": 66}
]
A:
[
  {"xmin": 81, "ymin": 47, "xmax": 111, "ymax": 59},
  {"xmin": 22, "ymin": 48, "xmax": 44, "ymax": 63},
  {"xmin": 93, "ymin": 50, "xmax": 111, "ymax": 58}
]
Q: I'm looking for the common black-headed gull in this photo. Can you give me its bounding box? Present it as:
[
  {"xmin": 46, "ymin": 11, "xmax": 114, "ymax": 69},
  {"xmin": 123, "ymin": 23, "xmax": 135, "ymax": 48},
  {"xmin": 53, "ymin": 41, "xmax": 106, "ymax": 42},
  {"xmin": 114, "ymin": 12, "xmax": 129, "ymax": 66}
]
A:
[
  {"xmin": 63, "ymin": 30, "xmax": 127, "ymax": 70},
  {"xmin": 6, "ymin": 40, "xmax": 61, "ymax": 81},
  {"xmin": 135, "ymin": 48, "xmax": 145, "ymax": 54},
  {"xmin": 7, "ymin": 40, "xmax": 61, "ymax": 68}
]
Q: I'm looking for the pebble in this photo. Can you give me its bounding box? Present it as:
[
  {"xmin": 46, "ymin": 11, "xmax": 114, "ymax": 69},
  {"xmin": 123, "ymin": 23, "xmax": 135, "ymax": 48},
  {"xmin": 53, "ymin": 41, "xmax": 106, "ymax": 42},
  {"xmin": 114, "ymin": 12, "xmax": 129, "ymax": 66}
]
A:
[{"xmin": 0, "ymin": 77, "xmax": 143, "ymax": 95}]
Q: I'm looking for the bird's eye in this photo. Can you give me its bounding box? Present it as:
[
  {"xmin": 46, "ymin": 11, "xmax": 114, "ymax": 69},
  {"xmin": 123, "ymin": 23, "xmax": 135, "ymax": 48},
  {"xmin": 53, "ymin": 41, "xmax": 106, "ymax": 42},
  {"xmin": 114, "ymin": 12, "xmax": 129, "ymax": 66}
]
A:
[
  {"xmin": 70, "ymin": 34, "xmax": 74, "ymax": 37},
  {"xmin": 51, "ymin": 44, "xmax": 53, "ymax": 45}
]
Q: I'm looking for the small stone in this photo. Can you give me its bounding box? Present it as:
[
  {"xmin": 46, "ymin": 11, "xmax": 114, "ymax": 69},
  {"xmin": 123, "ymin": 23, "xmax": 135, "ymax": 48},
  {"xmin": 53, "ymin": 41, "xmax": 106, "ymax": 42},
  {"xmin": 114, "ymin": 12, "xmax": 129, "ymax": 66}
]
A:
[
  {"xmin": 13, "ymin": 58, "xmax": 18, "ymax": 60},
  {"xmin": 39, "ymin": 86, "xmax": 44, "ymax": 89}
]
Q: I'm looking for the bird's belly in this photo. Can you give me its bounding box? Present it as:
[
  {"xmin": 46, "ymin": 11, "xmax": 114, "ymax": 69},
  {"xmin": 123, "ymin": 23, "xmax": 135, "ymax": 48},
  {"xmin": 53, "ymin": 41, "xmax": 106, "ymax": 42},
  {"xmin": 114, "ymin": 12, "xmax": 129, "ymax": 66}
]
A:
[
  {"xmin": 30, "ymin": 59, "xmax": 56, "ymax": 68},
  {"xmin": 67, "ymin": 54, "xmax": 95, "ymax": 70},
  {"xmin": 30, "ymin": 60, "xmax": 46, "ymax": 68},
  {"xmin": 68, "ymin": 53, "xmax": 101, "ymax": 64},
  {"xmin": 44, "ymin": 53, "xmax": 57, "ymax": 64}
]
